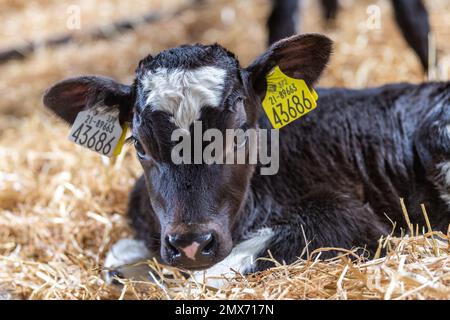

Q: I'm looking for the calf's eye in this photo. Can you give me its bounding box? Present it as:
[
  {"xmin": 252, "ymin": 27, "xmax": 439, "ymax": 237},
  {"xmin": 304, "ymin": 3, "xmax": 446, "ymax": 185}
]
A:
[{"xmin": 134, "ymin": 139, "xmax": 146, "ymax": 159}]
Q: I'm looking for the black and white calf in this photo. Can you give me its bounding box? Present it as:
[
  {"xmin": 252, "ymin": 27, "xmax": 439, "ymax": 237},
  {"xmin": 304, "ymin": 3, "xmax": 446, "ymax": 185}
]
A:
[{"xmin": 43, "ymin": 34, "xmax": 450, "ymax": 285}]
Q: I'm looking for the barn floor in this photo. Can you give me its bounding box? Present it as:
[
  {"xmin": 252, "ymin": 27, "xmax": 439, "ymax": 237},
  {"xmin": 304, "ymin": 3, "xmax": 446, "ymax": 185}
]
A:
[{"xmin": 0, "ymin": 0, "xmax": 449, "ymax": 300}]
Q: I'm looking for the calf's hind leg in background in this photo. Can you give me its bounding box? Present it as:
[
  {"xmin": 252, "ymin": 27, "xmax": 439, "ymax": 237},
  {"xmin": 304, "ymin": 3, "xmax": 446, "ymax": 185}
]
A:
[{"xmin": 391, "ymin": 0, "xmax": 430, "ymax": 71}]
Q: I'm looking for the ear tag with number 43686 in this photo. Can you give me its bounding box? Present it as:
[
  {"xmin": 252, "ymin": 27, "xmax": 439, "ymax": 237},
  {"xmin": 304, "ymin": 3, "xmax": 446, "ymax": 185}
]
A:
[
  {"xmin": 262, "ymin": 66, "xmax": 318, "ymax": 129},
  {"xmin": 68, "ymin": 107, "xmax": 128, "ymax": 157}
]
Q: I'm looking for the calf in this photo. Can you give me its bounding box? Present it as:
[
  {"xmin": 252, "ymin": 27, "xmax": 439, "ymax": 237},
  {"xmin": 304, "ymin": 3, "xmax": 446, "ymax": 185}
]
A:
[
  {"xmin": 43, "ymin": 34, "xmax": 449, "ymax": 285},
  {"xmin": 269, "ymin": 0, "xmax": 430, "ymax": 70}
]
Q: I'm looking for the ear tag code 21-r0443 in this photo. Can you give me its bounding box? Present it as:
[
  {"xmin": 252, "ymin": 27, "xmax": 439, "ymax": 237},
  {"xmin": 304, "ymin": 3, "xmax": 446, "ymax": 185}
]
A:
[
  {"xmin": 68, "ymin": 107, "xmax": 128, "ymax": 157},
  {"xmin": 262, "ymin": 66, "xmax": 318, "ymax": 129}
]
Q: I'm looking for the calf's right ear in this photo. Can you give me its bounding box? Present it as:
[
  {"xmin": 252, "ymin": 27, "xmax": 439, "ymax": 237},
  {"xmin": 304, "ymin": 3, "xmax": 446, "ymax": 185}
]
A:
[
  {"xmin": 245, "ymin": 34, "xmax": 333, "ymax": 99},
  {"xmin": 43, "ymin": 76, "xmax": 133, "ymax": 124}
]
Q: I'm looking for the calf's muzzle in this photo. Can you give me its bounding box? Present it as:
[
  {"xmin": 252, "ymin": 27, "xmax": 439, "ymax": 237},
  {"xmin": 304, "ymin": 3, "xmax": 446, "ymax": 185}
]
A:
[{"xmin": 164, "ymin": 231, "xmax": 217, "ymax": 269}]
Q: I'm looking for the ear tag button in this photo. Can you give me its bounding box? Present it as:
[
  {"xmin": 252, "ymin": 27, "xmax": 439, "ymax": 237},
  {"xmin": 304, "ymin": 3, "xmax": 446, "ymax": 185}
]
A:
[
  {"xmin": 262, "ymin": 66, "xmax": 318, "ymax": 129},
  {"xmin": 68, "ymin": 107, "xmax": 127, "ymax": 157},
  {"xmin": 112, "ymin": 122, "xmax": 128, "ymax": 156}
]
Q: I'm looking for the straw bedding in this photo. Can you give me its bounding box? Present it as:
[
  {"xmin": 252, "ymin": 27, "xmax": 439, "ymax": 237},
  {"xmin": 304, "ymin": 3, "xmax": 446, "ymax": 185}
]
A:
[{"xmin": 0, "ymin": 0, "xmax": 449, "ymax": 300}]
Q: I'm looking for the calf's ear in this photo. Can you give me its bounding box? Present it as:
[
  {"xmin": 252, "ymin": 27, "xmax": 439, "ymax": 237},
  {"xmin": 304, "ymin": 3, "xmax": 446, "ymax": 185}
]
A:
[
  {"xmin": 245, "ymin": 34, "xmax": 332, "ymax": 98},
  {"xmin": 43, "ymin": 76, "xmax": 133, "ymax": 124}
]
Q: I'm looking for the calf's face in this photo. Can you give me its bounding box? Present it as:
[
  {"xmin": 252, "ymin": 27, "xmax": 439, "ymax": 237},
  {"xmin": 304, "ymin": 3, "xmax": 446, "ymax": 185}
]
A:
[{"xmin": 43, "ymin": 34, "xmax": 332, "ymax": 270}]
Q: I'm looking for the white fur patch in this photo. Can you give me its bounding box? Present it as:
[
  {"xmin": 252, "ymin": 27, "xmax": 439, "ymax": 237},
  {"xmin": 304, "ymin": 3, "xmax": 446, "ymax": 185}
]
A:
[
  {"xmin": 0, "ymin": 287, "xmax": 14, "ymax": 300},
  {"xmin": 435, "ymin": 122, "xmax": 450, "ymax": 205},
  {"xmin": 142, "ymin": 66, "xmax": 226, "ymax": 130},
  {"xmin": 103, "ymin": 239, "xmax": 151, "ymax": 284},
  {"xmin": 193, "ymin": 228, "xmax": 274, "ymax": 288},
  {"xmin": 104, "ymin": 239, "xmax": 150, "ymax": 268},
  {"xmin": 437, "ymin": 162, "xmax": 450, "ymax": 185},
  {"xmin": 436, "ymin": 162, "xmax": 450, "ymax": 206}
]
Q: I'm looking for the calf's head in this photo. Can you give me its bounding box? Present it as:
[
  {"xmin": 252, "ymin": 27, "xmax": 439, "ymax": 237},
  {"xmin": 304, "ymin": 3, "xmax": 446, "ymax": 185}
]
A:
[{"xmin": 43, "ymin": 34, "xmax": 332, "ymax": 270}]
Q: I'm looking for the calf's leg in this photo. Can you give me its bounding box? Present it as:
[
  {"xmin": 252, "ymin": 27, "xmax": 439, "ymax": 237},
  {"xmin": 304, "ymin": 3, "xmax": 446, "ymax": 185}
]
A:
[
  {"xmin": 104, "ymin": 175, "xmax": 160, "ymax": 284},
  {"xmin": 391, "ymin": 0, "xmax": 430, "ymax": 71},
  {"xmin": 253, "ymin": 189, "xmax": 389, "ymax": 272},
  {"xmin": 103, "ymin": 239, "xmax": 152, "ymax": 284},
  {"xmin": 320, "ymin": 0, "xmax": 339, "ymax": 22},
  {"xmin": 267, "ymin": 0, "xmax": 300, "ymax": 45}
]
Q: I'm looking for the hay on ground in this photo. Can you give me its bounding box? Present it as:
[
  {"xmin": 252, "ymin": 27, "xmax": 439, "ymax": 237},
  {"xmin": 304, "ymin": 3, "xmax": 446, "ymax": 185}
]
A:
[{"xmin": 0, "ymin": 0, "xmax": 449, "ymax": 300}]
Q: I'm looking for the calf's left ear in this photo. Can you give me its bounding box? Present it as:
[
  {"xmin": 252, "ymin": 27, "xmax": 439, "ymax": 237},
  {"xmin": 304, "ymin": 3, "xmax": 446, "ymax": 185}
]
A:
[
  {"xmin": 43, "ymin": 76, "xmax": 133, "ymax": 124},
  {"xmin": 245, "ymin": 34, "xmax": 333, "ymax": 98}
]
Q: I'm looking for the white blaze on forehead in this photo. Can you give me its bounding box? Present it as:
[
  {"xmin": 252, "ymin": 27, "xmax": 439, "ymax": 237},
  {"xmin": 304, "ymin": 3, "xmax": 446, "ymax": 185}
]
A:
[{"xmin": 142, "ymin": 66, "xmax": 227, "ymax": 130}]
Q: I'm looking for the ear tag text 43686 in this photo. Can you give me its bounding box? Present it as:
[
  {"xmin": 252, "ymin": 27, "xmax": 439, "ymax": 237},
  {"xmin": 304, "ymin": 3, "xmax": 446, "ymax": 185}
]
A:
[
  {"xmin": 68, "ymin": 107, "xmax": 128, "ymax": 157},
  {"xmin": 262, "ymin": 66, "xmax": 318, "ymax": 129}
]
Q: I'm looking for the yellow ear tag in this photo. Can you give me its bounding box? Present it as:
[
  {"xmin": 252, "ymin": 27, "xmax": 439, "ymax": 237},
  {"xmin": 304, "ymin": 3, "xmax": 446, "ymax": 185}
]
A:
[
  {"xmin": 262, "ymin": 66, "xmax": 318, "ymax": 129},
  {"xmin": 112, "ymin": 122, "xmax": 128, "ymax": 156}
]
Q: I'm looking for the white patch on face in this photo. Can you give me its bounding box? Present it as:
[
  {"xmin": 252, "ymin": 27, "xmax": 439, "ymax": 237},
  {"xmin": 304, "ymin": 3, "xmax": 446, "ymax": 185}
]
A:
[
  {"xmin": 142, "ymin": 66, "xmax": 227, "ymax": 130},
  {"xmin": 193, "ymin": 228, "xmax": 274, "ymax": 288},
  {"xmin": 103, "ymin": 239, "xmax": 152, "ymax": 284}
]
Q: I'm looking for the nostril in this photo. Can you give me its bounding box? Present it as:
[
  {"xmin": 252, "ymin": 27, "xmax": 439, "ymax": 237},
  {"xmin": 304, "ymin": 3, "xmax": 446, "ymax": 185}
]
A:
[
  {"xmin": 200, "ymin": 233, "xmax": 215, "ymax": 255},
  {"xmin": 166, "ymin": 232, "xmax": 216, "ymax": 262},
  {"xmin": 166, "ymin": 235, "xmax": 181, "ymax": 256}
]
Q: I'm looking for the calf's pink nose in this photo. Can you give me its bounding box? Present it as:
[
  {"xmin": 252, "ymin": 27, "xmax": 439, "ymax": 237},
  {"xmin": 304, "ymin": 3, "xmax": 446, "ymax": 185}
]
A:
[{"xmin": 181, "ymin": 242, "xmax": 200, "ymax": 260}]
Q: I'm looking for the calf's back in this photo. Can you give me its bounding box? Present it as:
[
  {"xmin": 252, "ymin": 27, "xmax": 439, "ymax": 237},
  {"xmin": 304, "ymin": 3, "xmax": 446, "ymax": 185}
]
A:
[{"xmin": 252, "ymin": 82, "xmax": 450, "ymax": 234}]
